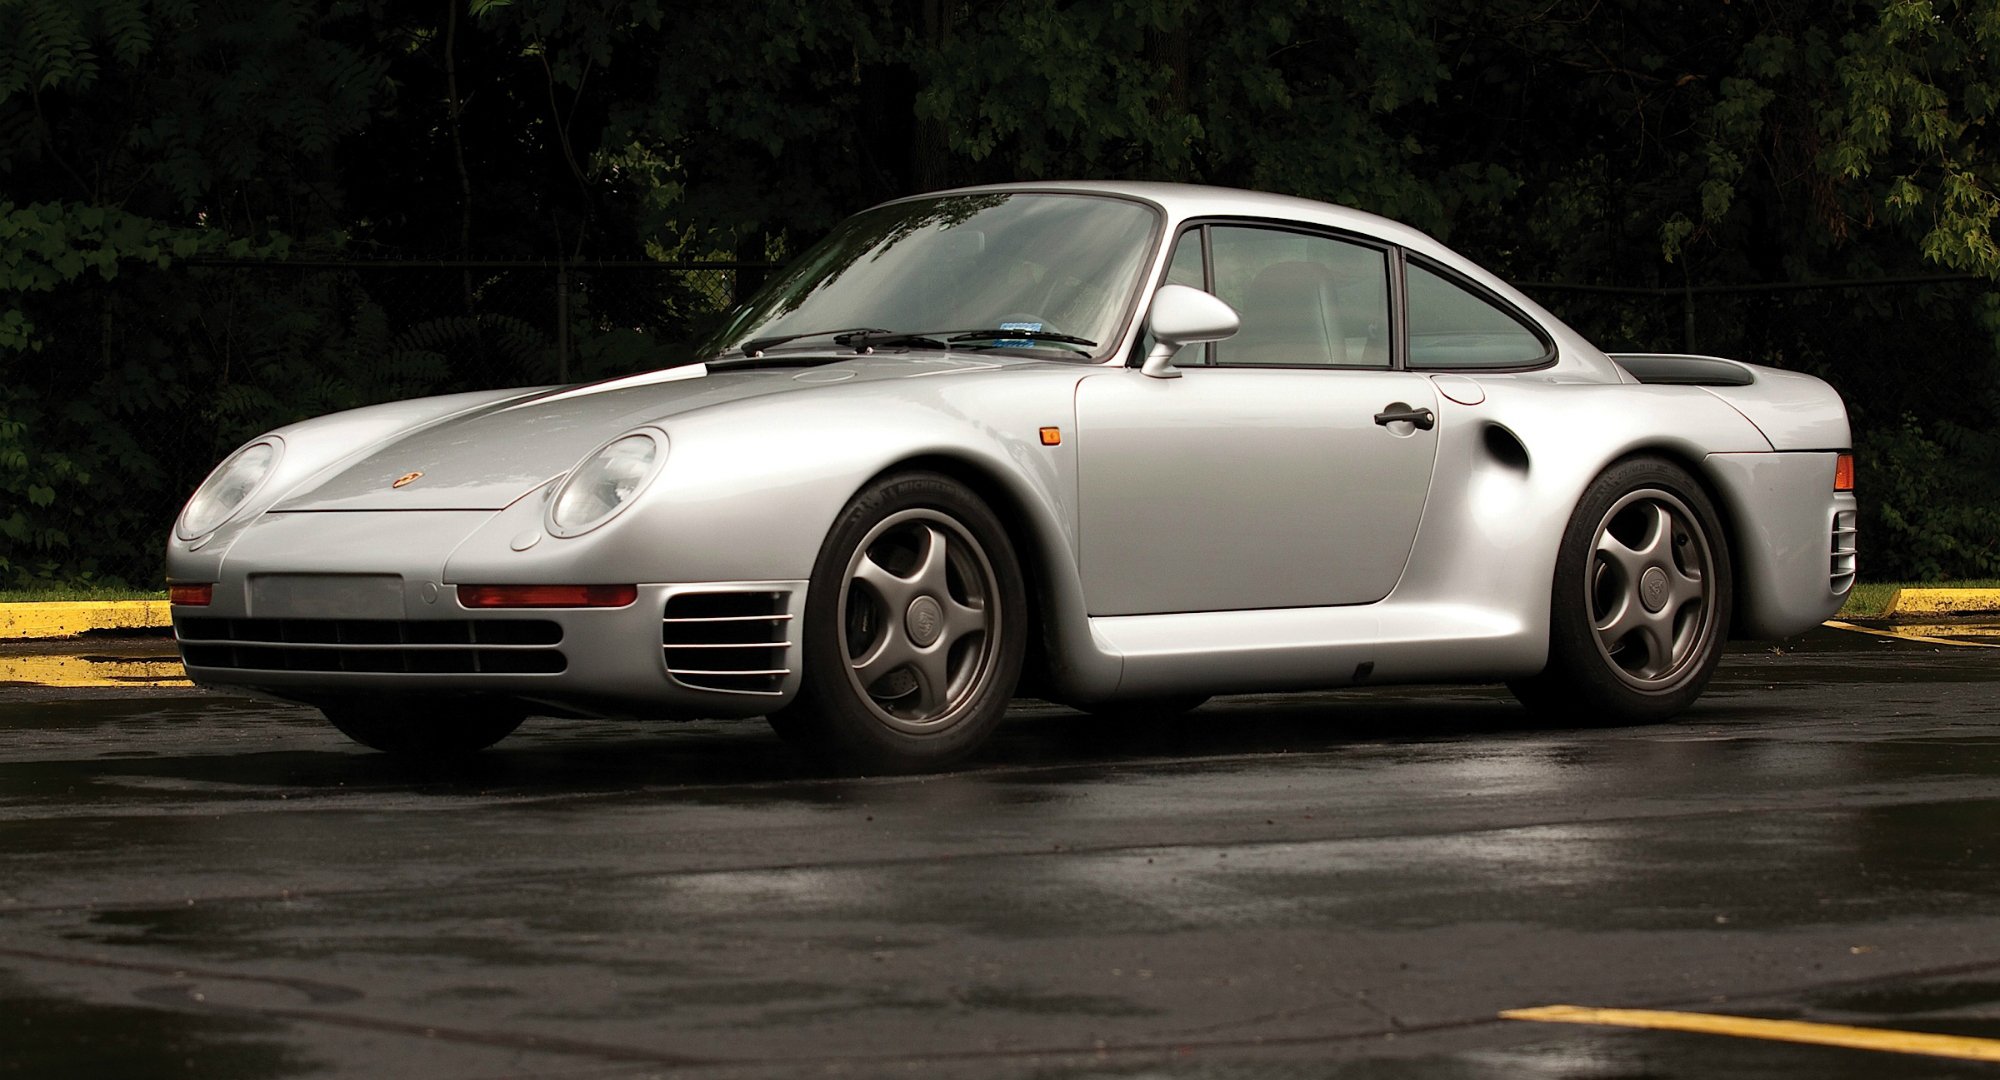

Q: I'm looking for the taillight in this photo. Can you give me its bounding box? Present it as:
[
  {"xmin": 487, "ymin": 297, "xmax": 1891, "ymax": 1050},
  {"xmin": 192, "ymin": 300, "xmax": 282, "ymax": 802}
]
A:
[
  {"xmin": 168, "ymin": 583, "xmax": 214, "ymax": 606},
  {"xmin": 456, "ymin": 584, "xmax": 638, "ymax": 608},
  {"xmin": 1834, "ymin": 453, "xmax": 1855, "ymax": 492}
]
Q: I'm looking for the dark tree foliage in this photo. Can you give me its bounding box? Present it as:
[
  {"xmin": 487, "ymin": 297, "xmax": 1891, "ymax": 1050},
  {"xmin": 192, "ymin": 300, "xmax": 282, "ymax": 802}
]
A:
[{"xmin": 1, "ymin": 0, "xmax": 1996, "ymax": 584}]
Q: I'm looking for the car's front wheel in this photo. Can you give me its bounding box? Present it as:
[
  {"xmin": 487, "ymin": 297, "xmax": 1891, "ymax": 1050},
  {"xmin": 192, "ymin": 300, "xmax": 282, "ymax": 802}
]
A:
[
  {"xmin": 1510, "ymin": 456, "xmax": 1732, "ymax": 723},
  {"xmin": 321, "ymin": 698, "xmax": 525, "ymax": 757},
  {"xmin": 770, "ymin": 472, "xmax": 1026, "ymax": 772}
]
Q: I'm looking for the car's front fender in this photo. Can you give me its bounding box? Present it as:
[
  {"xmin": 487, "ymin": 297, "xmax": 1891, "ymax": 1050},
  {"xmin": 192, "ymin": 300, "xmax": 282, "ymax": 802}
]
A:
[{"xmin": 438, "ymin": 367, "xmax": 1124, "ymax": 698}]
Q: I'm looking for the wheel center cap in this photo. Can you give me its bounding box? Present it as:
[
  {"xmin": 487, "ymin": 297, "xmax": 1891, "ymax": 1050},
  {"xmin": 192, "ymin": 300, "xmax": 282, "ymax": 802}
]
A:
[
  {"xmin": 906, "ymin": 595, "xmax": 944, "ymax": 648},
  {"xmin": 1640, "ymin": 566, "xmax": 1671, "ymax": 612}
]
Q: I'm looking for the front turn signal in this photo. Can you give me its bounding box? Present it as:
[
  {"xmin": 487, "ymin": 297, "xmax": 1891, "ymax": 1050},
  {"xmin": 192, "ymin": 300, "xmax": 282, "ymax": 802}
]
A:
[
  {"xmin": 457, "ymin": 584, "xmax": 638, "ymax": 608},
  {"xmin": 1834, "ymin": 453, "xmax": 1855, "ymax": 492},
  {"xmin": 169, "ymin": 583, "xmax": 214, "ymax": 606}
]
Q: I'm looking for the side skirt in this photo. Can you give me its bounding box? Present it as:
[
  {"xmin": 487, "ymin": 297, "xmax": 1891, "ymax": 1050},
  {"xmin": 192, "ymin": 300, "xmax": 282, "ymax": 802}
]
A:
[{"xmin": 1089, "ymin": 602, "xmax": 1544, "ymax": 699}]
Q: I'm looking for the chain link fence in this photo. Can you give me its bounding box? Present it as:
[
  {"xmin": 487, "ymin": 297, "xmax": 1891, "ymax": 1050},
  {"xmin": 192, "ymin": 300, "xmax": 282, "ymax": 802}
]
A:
[
  {"xmin": 4, "ymin": 258, "xmax": 764, "ymax": 585},
  {"xmin": 6, "ymin": 258, "xmax": 1995, "ymax": 586},
  {"xmin": 1519, "ymin": 274, "xmax": 1991, "ymax": 389},
  {"xmin": 178, "ymin": 257, "xmax": 766, "ymax": 380}
]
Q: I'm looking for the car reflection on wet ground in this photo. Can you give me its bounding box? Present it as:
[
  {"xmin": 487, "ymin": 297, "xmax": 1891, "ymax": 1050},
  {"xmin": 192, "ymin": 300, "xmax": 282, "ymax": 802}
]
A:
[{"xmin": 2, "ymin": 623, "xmax": 1999, "ymax": 1078}]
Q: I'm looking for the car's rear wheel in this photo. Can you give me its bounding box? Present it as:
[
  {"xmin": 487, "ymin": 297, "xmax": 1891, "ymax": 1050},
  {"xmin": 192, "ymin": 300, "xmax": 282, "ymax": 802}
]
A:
[
  {"xmin": 321, "ymin": 698, "xmax": 525, "ymax": 757},
  {"xmin": 770, "ymin": 472, "xmax": 1026, "ymax": 772},
  {"xmin": 1509, "ymin": 457, "xmax": 1732, "ymax": 723}
]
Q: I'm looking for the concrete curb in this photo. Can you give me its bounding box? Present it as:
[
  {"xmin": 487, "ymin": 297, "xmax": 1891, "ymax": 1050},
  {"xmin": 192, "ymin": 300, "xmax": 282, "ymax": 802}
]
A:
[
  {"xmin": 1883, "ymin": 588, "xmax": 2000, "ymax": 617},
  {"xmin": 0, "ymin": 600, "xmax": 171, "ymax": 640}
]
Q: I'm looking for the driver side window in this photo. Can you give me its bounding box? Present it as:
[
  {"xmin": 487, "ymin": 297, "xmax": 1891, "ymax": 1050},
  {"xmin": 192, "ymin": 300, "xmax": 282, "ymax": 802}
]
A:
[{"xmin": 1158, "ymin": 225, "xmax": 1392, "ymax": 369}]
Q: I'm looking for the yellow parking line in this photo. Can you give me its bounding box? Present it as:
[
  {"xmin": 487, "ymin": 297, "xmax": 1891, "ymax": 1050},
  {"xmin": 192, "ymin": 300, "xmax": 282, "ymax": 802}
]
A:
[
  {"xmin": 1888, "ymin": 623, "xmax": 2000, "ymax": 639},
  {"xmin": 1824, "ymin": 620, "xmax": 2000, "ymax": 649},
  {"xmin": 1503, "ymin": 1004, "xmax": 2000, "ymax": 1062},
  {"xmin": 0, "ymin": 653, "xmax": 191, "ymax": 688}
]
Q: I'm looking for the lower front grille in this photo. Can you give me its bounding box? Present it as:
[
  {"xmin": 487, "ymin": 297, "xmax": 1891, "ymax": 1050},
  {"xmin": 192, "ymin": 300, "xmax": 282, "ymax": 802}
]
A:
[
  {"xmin": 662, "ymin": 591, "xmax": 793, "ymax": 694},
  {"xmin": 1831, "ymin": 509, "xmax": 1858, "ymax": 591},
  {"xmin": 175, "ymin": 618, "xmax": 565, "ymax": 674}
]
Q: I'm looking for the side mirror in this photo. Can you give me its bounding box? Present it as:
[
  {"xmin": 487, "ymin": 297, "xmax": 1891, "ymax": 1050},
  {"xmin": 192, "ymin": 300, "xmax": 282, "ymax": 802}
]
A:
[{"xmin": 1141, "ymin": 284, "xmax": 1240, "ymax": 379}]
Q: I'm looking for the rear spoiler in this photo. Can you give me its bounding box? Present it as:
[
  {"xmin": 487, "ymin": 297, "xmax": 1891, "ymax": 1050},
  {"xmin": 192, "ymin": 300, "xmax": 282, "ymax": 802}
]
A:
[
  {"xmin": 1608, "ymin": 353, "xmax": 1756, "ymax": 387},
  {"xmin": 1610, "ymin": 353, "xmax": 1848, "ymax": 450}
]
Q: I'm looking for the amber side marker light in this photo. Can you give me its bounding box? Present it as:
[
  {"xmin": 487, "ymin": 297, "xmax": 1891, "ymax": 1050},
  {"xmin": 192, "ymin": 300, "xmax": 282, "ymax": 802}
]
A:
[
  {"xmin": 1835, "ymin": 452, "xmax": 1855, "ymax": 492},
  {"xmin": 457, "ymin": 584, "xmax": 638, "ymax": 609},
  {"xmin": 1039, "ymin": 426, "xmax": 1062, "ymax": 446},
  {"xmin": 168, "ymin": 583, "xmax": 213, "ymax": 606}
]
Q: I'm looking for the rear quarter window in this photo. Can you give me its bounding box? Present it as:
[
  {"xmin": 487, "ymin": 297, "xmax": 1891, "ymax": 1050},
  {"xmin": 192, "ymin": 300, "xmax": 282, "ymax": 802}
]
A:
[{"xmin": 1406, "ymin": 261, "xmax": 1552, "ymax": 369}]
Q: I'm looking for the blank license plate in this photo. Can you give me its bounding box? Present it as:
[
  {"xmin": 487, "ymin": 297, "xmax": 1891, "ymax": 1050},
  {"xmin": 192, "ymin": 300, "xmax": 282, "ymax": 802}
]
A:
[{"xmin": 248, "ymin": 574, "xmax": 404, "ymax": 619}]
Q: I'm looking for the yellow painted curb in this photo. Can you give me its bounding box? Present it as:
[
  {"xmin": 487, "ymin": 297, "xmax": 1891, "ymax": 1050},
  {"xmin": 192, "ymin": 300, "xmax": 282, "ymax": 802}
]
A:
[
  {"xmin": 1884, "ymin": 588, "xmax": 2000, "ymax": 616},
  {"xmin": 1504, "ymin": 1004, "xmax": 2000, "ymax": 1063},
  {"xmin": 0, "ymin": 652, "xmax": 190, "ymax": 688},
  {"xmin": 0, "ymin": 600, "xmax": 172, "ymax": 640}
]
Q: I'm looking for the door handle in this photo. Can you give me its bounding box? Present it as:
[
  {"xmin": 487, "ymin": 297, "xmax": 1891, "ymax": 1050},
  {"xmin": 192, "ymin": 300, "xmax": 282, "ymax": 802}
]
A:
[{"xmin": 1373, "ymin": 404, "xmax": 1435, "ymax": 430}]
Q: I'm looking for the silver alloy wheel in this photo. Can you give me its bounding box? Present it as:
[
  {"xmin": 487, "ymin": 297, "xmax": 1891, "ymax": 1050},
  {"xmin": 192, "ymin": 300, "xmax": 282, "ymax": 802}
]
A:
[
  {"xmin": 837, "ymin": 508, "xmax": 1002, "ymax": 734},
  {"xmin": 1587, "ymin": 487, "xmax": 1718, "ymax": 690}
]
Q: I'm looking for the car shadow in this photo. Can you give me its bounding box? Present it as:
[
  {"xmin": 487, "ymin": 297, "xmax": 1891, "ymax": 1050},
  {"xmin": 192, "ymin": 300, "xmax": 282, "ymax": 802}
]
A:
[{"xmin": 22, "ymin": 684, "xmax": 1735, "ymax": 801}]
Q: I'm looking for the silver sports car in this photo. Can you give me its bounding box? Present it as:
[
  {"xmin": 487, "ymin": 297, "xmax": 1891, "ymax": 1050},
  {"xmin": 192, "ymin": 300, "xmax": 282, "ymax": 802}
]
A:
[{"xmin": 166, "ymin": 182, "xmax": 1856, "ymax": 769}]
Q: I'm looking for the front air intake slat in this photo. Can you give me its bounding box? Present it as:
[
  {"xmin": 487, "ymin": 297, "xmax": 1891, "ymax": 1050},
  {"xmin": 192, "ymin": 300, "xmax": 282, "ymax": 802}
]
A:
[
  {"xmin": 662, "ymin": 591, "xmax": 793, "ymax": 695},
  {"xmin": 175, "ymin": 618, "xmax": 565, "ymax": 675}
]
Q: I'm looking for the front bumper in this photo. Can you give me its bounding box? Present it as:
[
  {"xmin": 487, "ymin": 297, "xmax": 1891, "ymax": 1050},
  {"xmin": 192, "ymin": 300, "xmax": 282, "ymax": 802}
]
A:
[
  {"xmin": 168, "ymin": 508, "xmax": 809, "ymax": 718},
  {"xmin": 174, "ymin": 580, "xmax": 808, "ymax": 719}
]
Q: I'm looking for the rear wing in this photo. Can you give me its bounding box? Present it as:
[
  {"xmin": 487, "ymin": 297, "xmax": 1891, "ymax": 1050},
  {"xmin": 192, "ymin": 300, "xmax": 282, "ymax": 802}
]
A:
[
  {"xmin": 1611, "ymin": 353, "xmax": 1848, "ymax": 450},
  {"xmin": 1608, "ymin": 353, "xmax": 1755, "ymax": 386}
]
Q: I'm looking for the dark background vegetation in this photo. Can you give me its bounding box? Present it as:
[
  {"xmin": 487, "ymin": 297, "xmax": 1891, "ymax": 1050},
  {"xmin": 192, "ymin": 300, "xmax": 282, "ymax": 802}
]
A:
[{"xmin": 3, "ymin": 0, "xmax": 1998, "ymax": 586}]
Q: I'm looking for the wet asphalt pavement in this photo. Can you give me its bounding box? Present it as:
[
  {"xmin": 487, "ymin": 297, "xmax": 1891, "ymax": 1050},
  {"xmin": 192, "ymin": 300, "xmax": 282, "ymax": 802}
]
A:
[{"xmin": 3, "ymin": 626, "xmax": 1999, "ymax": 1078}]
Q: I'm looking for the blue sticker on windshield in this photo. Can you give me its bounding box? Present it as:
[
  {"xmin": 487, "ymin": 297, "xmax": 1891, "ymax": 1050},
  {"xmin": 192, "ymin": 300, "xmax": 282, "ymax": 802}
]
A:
[{"xmin": 995, "ymin": 321, "xmax": 1042, "ymax": 348}]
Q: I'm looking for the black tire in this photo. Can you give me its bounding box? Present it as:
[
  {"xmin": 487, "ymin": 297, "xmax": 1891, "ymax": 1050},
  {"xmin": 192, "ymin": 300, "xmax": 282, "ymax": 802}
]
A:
[
  {"xmin": 769, "ymin": 471, "xmax": 1027, "ymax": 772},
  {"xmin": 321, "ymin": 698, "xmax": 525, "ymax": 757},
  {"xmin": 1509, "ymin": 456, "xmax": 1733, "ymax": 724}
]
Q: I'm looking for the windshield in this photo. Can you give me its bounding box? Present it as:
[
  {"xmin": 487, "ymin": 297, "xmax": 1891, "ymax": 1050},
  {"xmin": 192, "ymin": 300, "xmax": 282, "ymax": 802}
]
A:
[{"xmin": 704, "ymin": 192, "xmax": 1160, "ymax": 361}]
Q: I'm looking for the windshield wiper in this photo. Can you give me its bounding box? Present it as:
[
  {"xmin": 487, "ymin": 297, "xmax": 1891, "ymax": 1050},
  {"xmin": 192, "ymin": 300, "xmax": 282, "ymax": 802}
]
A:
[
  {"xmin": 735, "ymin": 327, "xmax": 891, "ymax": 357},
  {"xmin": 733, "ymin": 325, "xmax": 1101, "ymax": 359},
  {"xmin": 945, "ymin": 328, "xmax": 1097, "ymax": 349},
  {"xmin": 833, "ymin": 327, "xmax": 1099, "ymax": 353},
  {"xmin": 707, "ymin": 352, "xmax": 857, "ymax": 372},
  {"xmin": 831, "ymin": 329, "xmax": 951, "ymax": 351}
]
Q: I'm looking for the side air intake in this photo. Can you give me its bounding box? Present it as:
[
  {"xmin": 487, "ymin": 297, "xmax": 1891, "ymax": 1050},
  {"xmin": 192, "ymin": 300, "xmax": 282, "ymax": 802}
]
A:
[
  {"xmin": 1830, "ymin": 510, "xmax": 1858, "ymax": 592},
  {"xmin": 662, "ymin": 591, "xmax": 793, "ymax": 695}
]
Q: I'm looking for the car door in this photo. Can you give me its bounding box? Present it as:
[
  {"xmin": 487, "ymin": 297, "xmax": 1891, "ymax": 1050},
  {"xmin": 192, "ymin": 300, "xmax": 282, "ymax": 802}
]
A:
[{"xmin": 1074, "ymin": 223, "xmax": 1440, "ymax": 616}]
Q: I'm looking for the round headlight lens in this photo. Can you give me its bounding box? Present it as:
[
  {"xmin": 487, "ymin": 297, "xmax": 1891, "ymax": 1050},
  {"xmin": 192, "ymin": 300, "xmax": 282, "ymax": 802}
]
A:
[
  {"xmin": 548, "ymin": 432, "xmax": 663, "ymax": 536},
  {"xmin": 178, "ymin": 439, "xmax": 281, "ymax": 539}
]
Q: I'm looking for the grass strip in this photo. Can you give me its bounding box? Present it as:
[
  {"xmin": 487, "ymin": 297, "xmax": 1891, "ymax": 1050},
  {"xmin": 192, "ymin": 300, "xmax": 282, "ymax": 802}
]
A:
[
  {"xmin": 1840, "ymin": 580, "xmax": 2000, "ymax": 618},
  {"xmin": 0, "ymin": 587, "xmax": 167, "ymax": 603}
]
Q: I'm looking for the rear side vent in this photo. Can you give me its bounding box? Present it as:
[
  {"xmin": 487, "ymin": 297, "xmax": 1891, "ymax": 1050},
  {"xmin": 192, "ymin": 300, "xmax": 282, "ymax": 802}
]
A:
[
  {"xmin": 1831, "ymin": 509, "xmax": 1858, "ymax": 592},
  {"xmin": 662, "ymin": 591, "xmax": 793, "ymax": 695}
]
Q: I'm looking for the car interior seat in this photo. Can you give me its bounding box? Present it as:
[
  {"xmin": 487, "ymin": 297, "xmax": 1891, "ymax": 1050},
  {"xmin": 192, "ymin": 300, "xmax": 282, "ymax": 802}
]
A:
[{"xmin": 1230, "ymin": 260, "xmax": 1345, "ymax": 366}]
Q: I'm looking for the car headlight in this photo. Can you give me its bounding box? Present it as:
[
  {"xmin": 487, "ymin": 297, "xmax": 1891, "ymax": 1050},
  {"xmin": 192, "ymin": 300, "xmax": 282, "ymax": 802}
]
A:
[
  {"xmin": 177, "ymin": 438, "xmax": 282, "ymax": 540},
  {"xmin": 547, "ymin": 431, "xmax": 666, "ymax": 537}
]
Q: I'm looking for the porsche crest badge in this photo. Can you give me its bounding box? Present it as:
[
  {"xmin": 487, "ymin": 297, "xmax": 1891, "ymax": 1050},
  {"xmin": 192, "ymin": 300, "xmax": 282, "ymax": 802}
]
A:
[{"xmin": 392, "ymin": 471, "xmax": 424, "ymax": 489}]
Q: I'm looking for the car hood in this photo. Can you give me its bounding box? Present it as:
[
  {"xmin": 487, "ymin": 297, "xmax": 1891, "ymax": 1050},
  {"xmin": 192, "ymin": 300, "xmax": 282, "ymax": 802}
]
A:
[{"xmin": 273, "ymin": 355, "xmax": 1007, "ymax": 511}]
